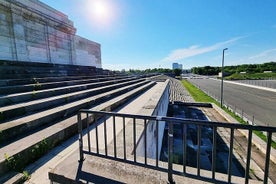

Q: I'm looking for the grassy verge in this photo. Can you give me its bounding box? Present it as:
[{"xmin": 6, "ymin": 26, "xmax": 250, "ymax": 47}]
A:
[
  {"xmin": 225, "ymin": 72, "xmax": 276, "ymax": 80},
  {"xmin": 181, "ymin": 79, "xmax": 276, "ymax": 149},
  {"xmin": 182, "ymin": 80, "xmax": 218, "ymax": 104}
]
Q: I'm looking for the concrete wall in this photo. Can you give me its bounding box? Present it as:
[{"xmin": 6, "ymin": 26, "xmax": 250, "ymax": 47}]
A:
[
  {"xmin": 0, "ymin": 0, "xmax": 101, "ymax": 68},
  {"xmin": 74, "ymin": 36, "xmax": 101, "ymax": 68},
  {"xmin": 136, "ymin": 80, "xmax": 170, "ymax": 159}
]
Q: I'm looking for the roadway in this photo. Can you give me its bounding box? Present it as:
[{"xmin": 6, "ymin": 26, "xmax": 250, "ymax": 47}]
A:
[{"xmin": 187, "ymin": 78, "xmax": 276, "ymax": 127}]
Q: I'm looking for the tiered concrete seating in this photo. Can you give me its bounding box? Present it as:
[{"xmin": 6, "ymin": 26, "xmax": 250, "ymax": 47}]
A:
[
  {"xmin": 0, "ymin": 60, "xmax": 101, "ymax": 79},
  {"xmin": 0, "ymin": 62, "xmax": 157, "ymax": 180}
]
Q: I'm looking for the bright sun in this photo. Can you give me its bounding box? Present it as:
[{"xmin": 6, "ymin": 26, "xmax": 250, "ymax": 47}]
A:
[
  {"xmin": 87, "ymin": 0, "xmax": 113, "ymax": 27},
  {"xmin": 94, "ymin": 1, "xmax": 109, "ymax": 18}
]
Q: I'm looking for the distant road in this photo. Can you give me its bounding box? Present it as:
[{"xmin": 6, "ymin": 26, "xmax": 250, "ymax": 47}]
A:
[{"xmin": 188, "ymin": 78, "xmax": 276, "ymax": 127}]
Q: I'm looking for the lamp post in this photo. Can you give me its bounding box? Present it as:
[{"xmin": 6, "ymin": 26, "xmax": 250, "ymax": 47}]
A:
[{"xmin": 220, "ymin": 48, "xmax": 228, "ymax": 108}]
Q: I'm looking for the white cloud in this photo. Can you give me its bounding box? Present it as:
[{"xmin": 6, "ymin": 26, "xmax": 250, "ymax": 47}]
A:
[
  {"xmin": 249, "ymin": 48, "xmax": 276, "ymax": 61},
  {"xmin": 161, "ymin": 37, "xmax": 243, "ymax": 62},
  {"xmin": 230, "ymin": 48, "xmax": 276, "ymax": 66}
]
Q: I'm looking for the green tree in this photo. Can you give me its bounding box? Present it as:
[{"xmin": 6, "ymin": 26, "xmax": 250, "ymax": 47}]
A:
[{"xmin": 173, "ymin": 68, "xmax": 182, "ymax": 76}]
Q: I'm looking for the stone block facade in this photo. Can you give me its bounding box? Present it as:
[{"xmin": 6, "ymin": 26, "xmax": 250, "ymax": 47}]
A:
[{"xmin": 0, "ymin": 0, "xmax": 101, "ymax": 68}]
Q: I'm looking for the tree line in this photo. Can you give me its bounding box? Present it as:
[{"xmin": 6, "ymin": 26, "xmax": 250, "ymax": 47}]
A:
[
  {"xmin": 191, "ymin": 62, "xmax": 276, "ymax": 75},
  {"xmin": 123, "ymin": 68, "xmax": 182, "ymax": 76}
]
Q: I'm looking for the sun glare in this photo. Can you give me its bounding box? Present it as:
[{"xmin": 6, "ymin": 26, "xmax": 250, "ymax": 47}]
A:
[
  {"xmin": 91, "ymin": 0, "xmax": 110, "ymax": 19},
  {"xmin": 94, "ymin": 1, "xmax": 109, "ymax": 18},
  {"xmin": 85, "ymin": 0, "xmax": 115, "ymax": 28}
]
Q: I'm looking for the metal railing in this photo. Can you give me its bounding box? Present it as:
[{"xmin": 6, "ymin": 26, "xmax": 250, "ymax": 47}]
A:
[{"xmin": 78, "ymin": 109, "xmax": 276, "ymax": 184}]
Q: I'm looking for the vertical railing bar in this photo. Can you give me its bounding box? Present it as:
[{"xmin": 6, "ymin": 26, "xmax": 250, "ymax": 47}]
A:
[
  {"xmin": 197, "ymin": 125, "xmax": 202, "ymax": 176},
  {"xmin": 133, "ymin": 118, "xmax": 136, "ymax": 162},
  {"xmin": 245, "ymin": 129, "xmax": 253, "ymax": 184},
  {"xmin": 86, "ymin": 113, "xmax": 91, "ymax": 152},
  {"xmin": 182, "ymin": 123, "xmax": 187, "ymax": 174},
  {"xmin": 123, "ymin": 117, "xmax": 126, "ymax": 160},
  {"xmin": 95, "ymin": 119, "xmax": 99, "ymax": 154},
  {"xmin": 104, "ymin": 116, "xmax": 108, "ymax": 156},
  {"xmin": 113, "ymin": 115, "xmax": 117, "ymax": 158},
  {"xmin": 228, "ymin": 128, "xmax": 234, "ymax": 184},
  {"xmin": 264, "ymin": 131, "xmax": 272, "ymax": 184},
  {"xmin": 156, "ymin": 120, "xmax": 159, "ymax": 167},
  {"xmin": 212, "ymin": 126, "xmax": 217, "ymax": 179},
  {"xmin": 78, "ymin": 112, "xmax": 84, "ymax": 161},
  {"xmin": 144, "ymin": 119, "xmax": 147, "ymax": 165},
  {"xmin": 168, "ymin": 120, "xmax": 174, "ymax": 183}
]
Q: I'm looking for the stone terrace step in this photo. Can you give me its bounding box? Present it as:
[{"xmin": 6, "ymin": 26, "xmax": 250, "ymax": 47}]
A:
[
  {"xmin": 0, "ymin": 78, "xmax": 146, "ymax": 122},
  {"xmin": 0, "ymin": 81, "xmax": 156, "ymax": 175},
  {"xmin": 0, "ymin": 75, "xmax": 113, "ymax": 87},
  {"xmin": 0, "ymin": 76, "xmax": 138, "ymax": 107},
  {"xmin": 0, "ymin": 60, "xmax": 101, "ymax": 79},
  {"xmin": 0, "ymin": 80, "xmax": 150, "ymax": 143},
  {"xmin": 0, "ymin": 75, "xmax": 131, "ymax": 95}
]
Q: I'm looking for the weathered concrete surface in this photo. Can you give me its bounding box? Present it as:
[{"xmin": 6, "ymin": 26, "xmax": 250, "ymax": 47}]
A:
[
  {"xmin": 47, "ymin": 79, "xmax": 270, "ymax": 184},
  {"xmin": 0, "ymin": 80, "xmax": 154, "ymax": 175},
  {"xmin": 0, "ymin": 0, "xmax": 101, "ymax": 67},
  {"xmin": 48, "ymin": 149, "xmax": 264, "ymax": 184},
  {"xmin": 23, "ymin": 81, "xmax": 166, "ymax": 183},
  {"xmin": 213, "ymin": 103, "xmax": 276, "ymax": 165}
]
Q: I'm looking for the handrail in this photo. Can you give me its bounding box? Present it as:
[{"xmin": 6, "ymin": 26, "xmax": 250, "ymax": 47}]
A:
[{"xmin": 78, "ymin": 109, "xmax": 276, "ymax": 184}]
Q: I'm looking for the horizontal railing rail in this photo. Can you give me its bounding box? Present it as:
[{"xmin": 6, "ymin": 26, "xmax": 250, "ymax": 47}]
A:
[{"xmin": 78, "ymin": 109, "xmax": 276, "ymax": 184}]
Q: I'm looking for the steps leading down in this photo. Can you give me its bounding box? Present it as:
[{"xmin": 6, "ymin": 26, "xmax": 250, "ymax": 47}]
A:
[{"xmin": 0, "ymin": 74, "xmax": 156, "ymax": 179}]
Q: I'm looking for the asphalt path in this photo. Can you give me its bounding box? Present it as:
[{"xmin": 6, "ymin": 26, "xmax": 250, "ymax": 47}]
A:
[{"xmin": 188, "ymin": 78, "xmax": 276, "ymax": 127}]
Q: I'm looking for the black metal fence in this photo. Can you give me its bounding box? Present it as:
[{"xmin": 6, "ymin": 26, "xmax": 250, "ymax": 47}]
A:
[{"xmin": 78, "ymin": 109, "xmax": 276, "ymax": 184}]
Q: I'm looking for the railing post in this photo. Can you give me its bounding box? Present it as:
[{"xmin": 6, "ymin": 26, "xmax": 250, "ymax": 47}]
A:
[
  {"xmin": 264, "ymin": 131, "xmax": 272, "ymax": 184},
  {"xmin": 228, "ymin": 128, "xmax": 234, "ymax": 183},
  {"xmin": 212, "ymin": 126, "xmax": 217, "ymax": 179},
  {"xmin": 78, "ymin": 112, "xmax": 84, "ymax": 162},
  {"xmin": 245, "ymin": 130, "xmax": 252, "ymax": 184},
  {"xmin": 168, "ymin": 121, "xmax": 175, "ymax": 184},
  {"xmin": 156, "ymin": 120, "xmax": 159, "ymax": 167},
  {"xmin": 197, "ymin": 125, "xmax": 202, "ymax": 176}
]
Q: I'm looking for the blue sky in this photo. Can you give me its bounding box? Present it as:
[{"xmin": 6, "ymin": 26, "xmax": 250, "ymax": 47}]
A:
[{"xmin": 40, "ymin": 0, "xmax": 276, "ymax": 70}]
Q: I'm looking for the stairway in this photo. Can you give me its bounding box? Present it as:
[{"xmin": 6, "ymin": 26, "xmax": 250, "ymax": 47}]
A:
[{"xmin": 0, "ymin": 61, "xmax": 157, "ymax": 182}]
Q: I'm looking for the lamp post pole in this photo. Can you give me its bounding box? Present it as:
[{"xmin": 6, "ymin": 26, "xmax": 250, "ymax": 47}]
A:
[{"xmin": 220, "ymin": 48, "xmax": 228, "ymax": 108}]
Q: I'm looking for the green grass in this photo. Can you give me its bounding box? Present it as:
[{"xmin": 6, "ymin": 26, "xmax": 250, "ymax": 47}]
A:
[
  {"xmin": 226, "ymin": 72, "xmax": 276, "ymax": 80},
  {"xmin": 182, "ymin": 79, "xmax": 276, "ymax": 149},
  {"xmin": 181, "ymin": 80, "xmax": 218, "ymax": 104}
]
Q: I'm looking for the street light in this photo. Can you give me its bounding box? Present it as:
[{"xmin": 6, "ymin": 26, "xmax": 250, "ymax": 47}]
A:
[{"xmin": 220, "ymin": 48, "xmax": 228, "ymax": 108}]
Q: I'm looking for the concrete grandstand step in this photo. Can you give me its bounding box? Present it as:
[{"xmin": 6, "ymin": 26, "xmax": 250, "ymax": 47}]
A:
[
  {"xmin": 0, "ymin": 78, "xmax": 147, "ymax": 122},
  {"xmin": 0, "ymin": 80, "xmax": 151, "ymax": 143},
  {"xmin": 0, "ymin": 76, "xmax": 140, "ymax": 107},
  {"xmin": 0, "ymin": 75, "xmax": 132, "ymax": 95},
  {"xmin": 0, "ymin": 60, "xmax": 101, "ymax": 80},
  {"xmin": 0, "ymin": 81, "xmax": 156, "ymax": 175},
  {"xmin": 0, "ymin": 75, "xmax": 116, "ymax": 87}
]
